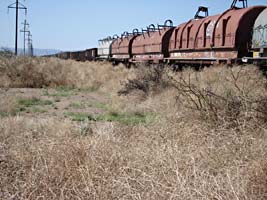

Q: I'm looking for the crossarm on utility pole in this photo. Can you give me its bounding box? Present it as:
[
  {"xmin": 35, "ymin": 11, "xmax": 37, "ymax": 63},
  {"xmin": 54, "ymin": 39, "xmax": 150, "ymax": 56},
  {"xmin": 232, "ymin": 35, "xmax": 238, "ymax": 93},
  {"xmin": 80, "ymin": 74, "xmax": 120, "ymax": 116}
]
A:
[{"xmin": 8, "ymin": 0, "xmax": 27, "ymax": 56}]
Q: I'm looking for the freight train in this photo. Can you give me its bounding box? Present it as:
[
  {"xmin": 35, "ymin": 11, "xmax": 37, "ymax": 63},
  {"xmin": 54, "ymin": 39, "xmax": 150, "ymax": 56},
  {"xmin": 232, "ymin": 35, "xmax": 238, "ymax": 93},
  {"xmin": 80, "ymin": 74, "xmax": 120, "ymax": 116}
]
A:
[{"xmin": 50, "ymin": 1, "xmax": 267, "ymax": 67}]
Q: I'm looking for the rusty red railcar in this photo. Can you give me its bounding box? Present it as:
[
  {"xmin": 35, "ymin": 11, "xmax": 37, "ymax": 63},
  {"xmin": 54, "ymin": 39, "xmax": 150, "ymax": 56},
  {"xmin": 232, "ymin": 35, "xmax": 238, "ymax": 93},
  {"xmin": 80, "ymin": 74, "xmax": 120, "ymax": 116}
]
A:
[
  {"xmin": 111, "ymin": 30, "xmax": 140, "ymax": 64},
  {"xmin": 78, "ymin": 51, "xmax": 87, "ymax": 61},
  {"xmin": 85, "ymin": 48, "xmax": 97, "ymax": 61},
  {"xmin": 57, "ymin": 52, "xmax": 70, "ymax": 60},
  {"xmin": 69, "ymin": 51, "xmax": 80, "ymax": 61},
  {"xmin": 131, "ymin": 20, "xmax": 175, "ymax": 63},
  {"xmin": 167, "ymin": 6, "xmax": 266, "ymax": 65}
]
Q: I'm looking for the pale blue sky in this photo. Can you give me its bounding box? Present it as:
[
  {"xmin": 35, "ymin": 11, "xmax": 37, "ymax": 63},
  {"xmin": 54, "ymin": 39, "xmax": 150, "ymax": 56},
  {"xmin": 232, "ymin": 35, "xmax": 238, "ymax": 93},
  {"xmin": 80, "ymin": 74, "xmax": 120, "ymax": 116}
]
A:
[{"xmin": 0, "ymin": 0, "xmax": 266, "ymax": 51}]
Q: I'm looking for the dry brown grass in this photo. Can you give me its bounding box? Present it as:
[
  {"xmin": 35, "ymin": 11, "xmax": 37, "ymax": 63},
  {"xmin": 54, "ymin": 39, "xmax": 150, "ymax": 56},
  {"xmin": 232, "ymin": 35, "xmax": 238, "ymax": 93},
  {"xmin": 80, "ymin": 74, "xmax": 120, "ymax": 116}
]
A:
[
  {"xmin": 0, "ymin": 57, "xmax": 267, "ymax": 199},
  {"xmin": 1, "ymin": 116, "xmax": 266, "ymax": 199},
  {"xmin": 0, "ymin": 56, "xmax": 128, "ymax": 91}
]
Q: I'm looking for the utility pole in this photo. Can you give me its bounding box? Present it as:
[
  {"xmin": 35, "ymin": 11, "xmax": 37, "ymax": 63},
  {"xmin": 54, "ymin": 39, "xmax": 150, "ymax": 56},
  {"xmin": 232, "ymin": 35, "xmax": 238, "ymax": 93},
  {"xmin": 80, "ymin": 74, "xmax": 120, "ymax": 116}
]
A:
[
  {"xmin": 20, "ymin": 20, "xmax": 29, "ymax": 56},
  {"xmin": 8, "ymin": 0, "xmax": 27, "ymax": 55},
  {"xmin": 30, "ymin": 42, "xmax": 33, "ymax": 56},
  {"xmin": 26, "ymin": 31, "xmax": 33, "ymax": 56}
]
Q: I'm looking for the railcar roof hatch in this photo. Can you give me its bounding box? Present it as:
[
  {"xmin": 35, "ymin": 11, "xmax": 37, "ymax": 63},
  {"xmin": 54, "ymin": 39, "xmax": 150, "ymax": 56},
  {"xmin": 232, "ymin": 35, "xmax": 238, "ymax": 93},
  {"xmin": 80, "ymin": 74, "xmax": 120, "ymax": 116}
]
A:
[
  {"xmin": 98, "ymin": 36, "xmax": 113, "ymax": 42},
  {"xmin": 132, "ymin": 29, "xmax": 142, "ymax": 36},
  {"xmin": 231, "ymin": 0, "xmax": 248, "ymax": 9},
  {"xmin": 194, "ymin": 6, "xmax": 209, "ymax": 19},
  {"xmin": 147, "ymin": 24, "xmax": 157, "ymax": 32},
  {"xmin": 157, "ymin": 20, "xmax": 174, "ymax": 30},
  {"xmin": 113, "ymin": 34, "xmax": 119, "ymax": 39}
]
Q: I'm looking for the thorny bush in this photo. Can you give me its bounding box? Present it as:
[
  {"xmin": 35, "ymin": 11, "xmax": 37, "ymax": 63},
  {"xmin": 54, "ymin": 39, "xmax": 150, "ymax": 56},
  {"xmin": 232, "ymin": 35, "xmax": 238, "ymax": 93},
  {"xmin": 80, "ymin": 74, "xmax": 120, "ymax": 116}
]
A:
[
  {"xmin": 118, "ymin": 65, "xmax": 170, "ymax": 96},
  {"xmin": 168, "ymin": 66, "xmax": 267, "ymax": 127}
]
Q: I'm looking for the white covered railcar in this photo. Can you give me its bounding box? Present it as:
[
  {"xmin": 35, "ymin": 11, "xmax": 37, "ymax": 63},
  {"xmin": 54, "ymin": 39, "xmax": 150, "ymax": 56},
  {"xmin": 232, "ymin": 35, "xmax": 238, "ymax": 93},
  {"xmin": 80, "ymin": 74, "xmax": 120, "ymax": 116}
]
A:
[
  {"xmin": 97, "ymin": 37, "xmax": 114, "ymax": 59},
  {"xmin": 252, "ymin": 8, "xmax": 267, "ymax": 58}
]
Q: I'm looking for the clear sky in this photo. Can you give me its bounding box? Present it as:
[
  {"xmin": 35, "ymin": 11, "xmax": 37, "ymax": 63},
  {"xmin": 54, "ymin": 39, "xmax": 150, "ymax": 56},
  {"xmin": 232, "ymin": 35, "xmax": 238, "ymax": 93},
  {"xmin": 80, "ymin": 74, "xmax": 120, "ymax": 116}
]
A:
[{"xmin": 0, "ymin": 0, "xmax": 266, "ymax": 51}]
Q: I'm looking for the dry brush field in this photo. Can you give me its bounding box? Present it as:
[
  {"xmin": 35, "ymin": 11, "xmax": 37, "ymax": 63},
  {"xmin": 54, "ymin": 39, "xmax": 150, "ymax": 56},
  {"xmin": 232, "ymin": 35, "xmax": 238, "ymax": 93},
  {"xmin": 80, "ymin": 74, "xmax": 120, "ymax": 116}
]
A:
[{"xmin": 0, "ymin": 56, "xmax": 267, "ymax": 199}]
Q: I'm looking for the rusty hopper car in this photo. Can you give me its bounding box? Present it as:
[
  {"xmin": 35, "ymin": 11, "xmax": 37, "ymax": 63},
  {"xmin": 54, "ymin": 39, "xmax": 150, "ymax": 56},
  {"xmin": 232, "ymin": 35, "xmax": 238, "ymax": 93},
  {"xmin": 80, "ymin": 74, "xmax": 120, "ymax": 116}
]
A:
[
  {"xmin": 69, "ymin": 51, "xmax": 80, "ymax": 61},
  {"xmin": 69, "ymin": 49, "xmax": 97, "ymax": 61},
  {"xmin": 56, "ymin": 49, "xmax": 97, "ymax": 61},
  {"xmin": 111, "ymin": 29, "xmax": 140, "ymax": 67},
  {"xmin": 167, "ymin": 6, "xmax": 266, "ymax": 65},
  {"xmin": 77, "ymin": 50, "xmax": 86, "ymax": 61},
  {"xmin": 131, "ymin": 20, "xmax": 175, "ymax": 64},
  {"xmin": 58, "ymin": 52, "xmax": 70, "ymax": 60},
  {"xmin": 85, "ymin": 48, "xmax": 97, "ymax": 61},
  {"xmin": 111, "ymin": 31, "xmax": 140, "ymax": 65}
]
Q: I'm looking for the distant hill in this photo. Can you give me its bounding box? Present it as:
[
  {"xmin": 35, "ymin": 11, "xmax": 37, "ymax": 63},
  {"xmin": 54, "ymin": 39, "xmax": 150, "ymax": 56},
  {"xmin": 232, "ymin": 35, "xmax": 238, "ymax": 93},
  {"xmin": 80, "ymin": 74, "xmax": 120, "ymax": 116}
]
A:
[
  {"xmin": 0, "ymin": 47, "xmax": 62, "ymax": 56},
  {"xmin": 33, "ymin": 48, "xmax": 62, "ymax": 56}
]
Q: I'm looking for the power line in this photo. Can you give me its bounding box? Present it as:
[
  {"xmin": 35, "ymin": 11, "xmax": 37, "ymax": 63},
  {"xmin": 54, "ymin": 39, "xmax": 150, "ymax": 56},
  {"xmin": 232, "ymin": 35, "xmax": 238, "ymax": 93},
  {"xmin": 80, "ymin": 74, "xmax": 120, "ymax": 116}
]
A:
[{"xmin": 8, "ymin": 0, "xmax": 27, "ymax": 55}]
